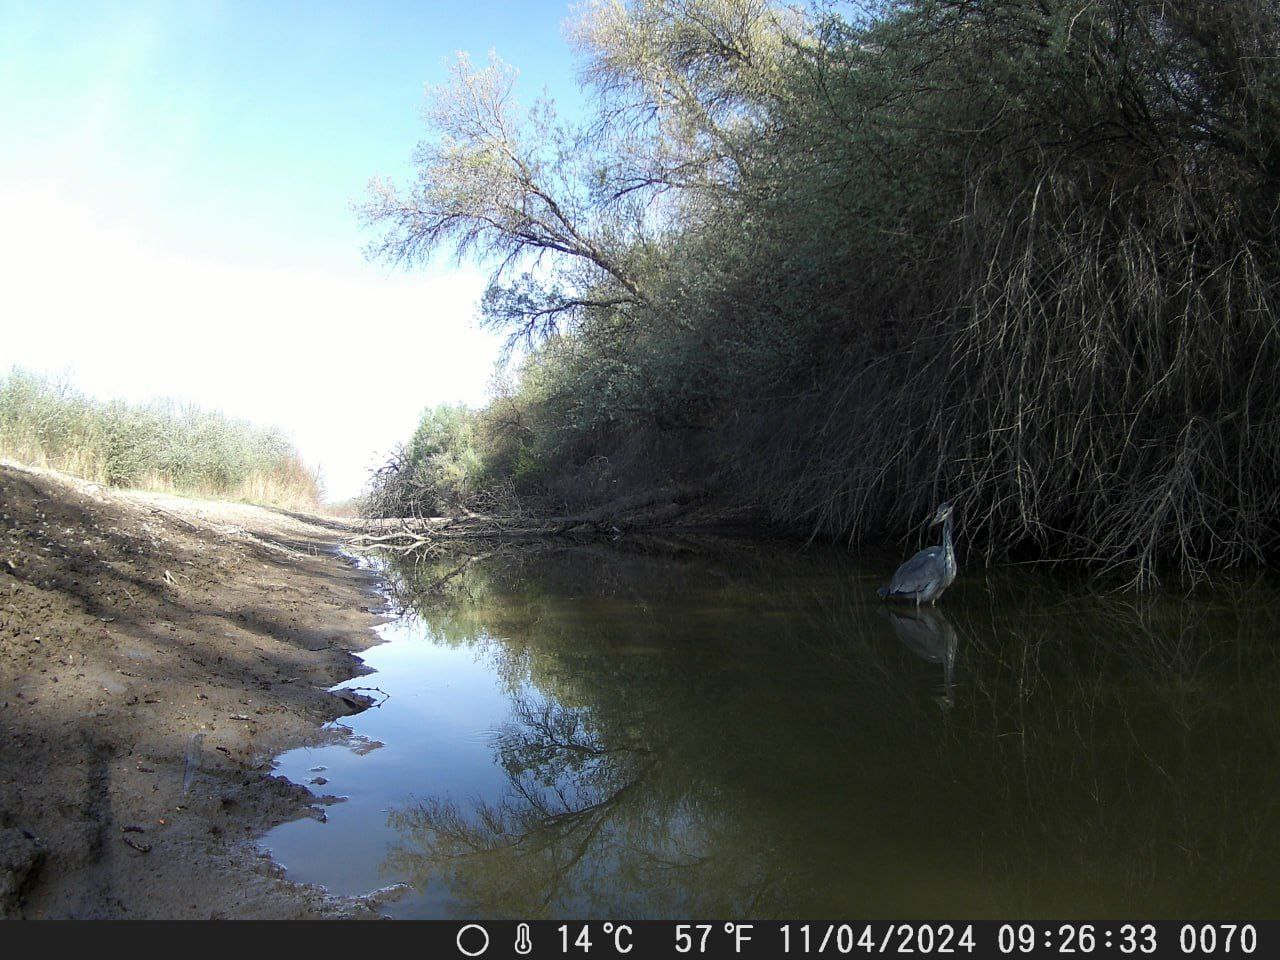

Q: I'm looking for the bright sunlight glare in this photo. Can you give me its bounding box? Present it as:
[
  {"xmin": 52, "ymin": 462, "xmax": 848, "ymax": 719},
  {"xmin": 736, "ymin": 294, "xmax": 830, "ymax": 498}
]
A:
[{"xmin": 0, "ymin": 182, "xmax": 502, "ymax": 500}]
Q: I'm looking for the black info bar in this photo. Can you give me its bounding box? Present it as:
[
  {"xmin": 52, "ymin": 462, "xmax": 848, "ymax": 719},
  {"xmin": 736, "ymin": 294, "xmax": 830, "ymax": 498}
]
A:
[
  {"xmin": 451, "ymin": 922, "xmax": 1260, "ymax": 958},
  {"xmin": 20, "ymin": 920, "xmax": 1272, "ymax": 957}
]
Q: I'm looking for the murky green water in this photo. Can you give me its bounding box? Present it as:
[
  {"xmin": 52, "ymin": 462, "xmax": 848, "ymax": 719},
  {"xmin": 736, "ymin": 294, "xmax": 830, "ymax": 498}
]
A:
[{"xmin": 262, "ymin": 541, "xmax": 1280, "ymax": 919}]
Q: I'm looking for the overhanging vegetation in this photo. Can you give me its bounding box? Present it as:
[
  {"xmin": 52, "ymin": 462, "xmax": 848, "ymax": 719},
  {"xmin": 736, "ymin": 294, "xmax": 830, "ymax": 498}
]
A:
[{"xmin": 364, "ymin": 0, "xmax": 1280, "ymax": 585}]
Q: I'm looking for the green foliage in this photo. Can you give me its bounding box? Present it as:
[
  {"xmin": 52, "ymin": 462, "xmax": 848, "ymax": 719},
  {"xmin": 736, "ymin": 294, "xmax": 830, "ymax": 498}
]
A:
[
  {"xmin": 407, "ymin": 404, "xmax": 484, "ymax": 505},
  {"xmin": 0, "ymin": 368, "xmax": 322, "ymax": 508},
  {"xmin": 369, "ymin": 0, "xmax": 1280, "ymax": 580},
  {"xmin": 364, "ymin": 403, "xmax": 489, "ymax": 517}
]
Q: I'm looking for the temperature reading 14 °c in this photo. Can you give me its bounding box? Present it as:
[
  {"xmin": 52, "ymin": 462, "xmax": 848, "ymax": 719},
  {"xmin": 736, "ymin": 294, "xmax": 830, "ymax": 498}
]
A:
[{"xmin": 559, "ymin": 923, "xmax": 635, "ymax": 954}]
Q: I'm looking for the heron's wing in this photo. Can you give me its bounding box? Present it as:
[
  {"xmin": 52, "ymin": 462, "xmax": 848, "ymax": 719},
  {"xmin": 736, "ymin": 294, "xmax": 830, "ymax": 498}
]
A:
[{"xmin": 885, "ymin": 546, "xmax": 943, "ymax": 596}]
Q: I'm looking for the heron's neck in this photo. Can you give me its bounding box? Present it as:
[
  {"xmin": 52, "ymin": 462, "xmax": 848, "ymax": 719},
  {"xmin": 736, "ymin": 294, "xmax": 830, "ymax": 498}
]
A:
[{"xmin": 941, "ymin": 515, "xmax": 954, "ymax": 560}]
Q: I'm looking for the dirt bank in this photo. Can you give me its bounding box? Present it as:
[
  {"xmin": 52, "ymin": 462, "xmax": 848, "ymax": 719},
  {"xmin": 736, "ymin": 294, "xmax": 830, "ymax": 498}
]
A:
[{"xmin": 0, "ymin": 460, "xmax": 393, "ymax": 918}]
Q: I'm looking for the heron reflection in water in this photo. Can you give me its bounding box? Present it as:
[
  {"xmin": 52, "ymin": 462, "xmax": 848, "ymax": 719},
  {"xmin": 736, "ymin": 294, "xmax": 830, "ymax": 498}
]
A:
[{"xmin": 883, "ymin": 606, "xmax": 958, "ymax": 709}]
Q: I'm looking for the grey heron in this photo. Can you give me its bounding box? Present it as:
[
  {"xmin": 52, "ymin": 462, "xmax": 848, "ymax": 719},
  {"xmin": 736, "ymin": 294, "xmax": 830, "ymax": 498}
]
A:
[{"xmin": 877, "ymin": 501, "xmax": 957, "ymax": 605}]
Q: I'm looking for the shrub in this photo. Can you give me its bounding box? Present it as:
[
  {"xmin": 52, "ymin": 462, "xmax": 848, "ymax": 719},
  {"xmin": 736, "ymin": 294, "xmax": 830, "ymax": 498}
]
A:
[
  {"xmin": 0, "ymin": 368, "xmax": 322, "ymax": 509},
  {"xmin": 363, "ymin": 403, "xmax": 484, "ymax": 517}
]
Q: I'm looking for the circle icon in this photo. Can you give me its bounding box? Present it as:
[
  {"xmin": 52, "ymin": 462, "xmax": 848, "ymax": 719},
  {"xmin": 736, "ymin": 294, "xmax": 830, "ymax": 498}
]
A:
[{"xmin": 457, "ymin": 924, "xmax": 490, "ymax": 957}]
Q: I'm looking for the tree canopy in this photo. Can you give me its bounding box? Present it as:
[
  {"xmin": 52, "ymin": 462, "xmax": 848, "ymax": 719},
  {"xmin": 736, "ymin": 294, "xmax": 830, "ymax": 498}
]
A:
[{"xmin": 364, "ymin": 0, "xmax": 1280, "ymax": 584}]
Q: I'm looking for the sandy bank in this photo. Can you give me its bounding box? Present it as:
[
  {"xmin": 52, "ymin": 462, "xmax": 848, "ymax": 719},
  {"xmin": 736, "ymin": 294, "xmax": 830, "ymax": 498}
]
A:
[{"xmin": 0, "ymin": 461, "xmax": 391, "ymax": 918}]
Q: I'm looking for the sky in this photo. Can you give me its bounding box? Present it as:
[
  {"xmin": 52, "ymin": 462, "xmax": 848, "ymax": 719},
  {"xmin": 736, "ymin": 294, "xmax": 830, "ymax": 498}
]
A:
[{"xmin": 0, "ymin": 0, "xmax": 587, "ymax": 500}]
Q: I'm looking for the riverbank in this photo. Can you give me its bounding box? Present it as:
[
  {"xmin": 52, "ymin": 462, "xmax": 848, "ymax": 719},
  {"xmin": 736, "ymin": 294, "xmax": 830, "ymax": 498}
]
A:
[{"xmin": 0, "ymin": 460, "xmax": 393, "ymax": 918}]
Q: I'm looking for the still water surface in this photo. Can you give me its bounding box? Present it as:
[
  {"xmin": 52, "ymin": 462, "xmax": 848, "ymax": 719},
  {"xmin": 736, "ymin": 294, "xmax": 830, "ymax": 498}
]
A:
[{"xmin": 261, "ymin": 542, "xmax": 1280, "ymax": 919}]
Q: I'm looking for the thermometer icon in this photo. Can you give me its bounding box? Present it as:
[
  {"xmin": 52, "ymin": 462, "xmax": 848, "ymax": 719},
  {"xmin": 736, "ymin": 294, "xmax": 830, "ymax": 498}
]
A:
[{"xmin": 515, "ymin": 922, "xmax": 533, "ymax": 955}]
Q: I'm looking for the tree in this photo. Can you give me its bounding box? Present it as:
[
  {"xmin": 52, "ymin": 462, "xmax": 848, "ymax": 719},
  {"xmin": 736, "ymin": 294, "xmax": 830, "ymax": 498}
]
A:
[
  {"xmin": 360, "ymin": 51, "xmax": 646, "ymax": 344},
  {"xmin": 570, "ymin": 0, "xmax": 806, "ymax": 201},
  {"xmin": 361, "ymin": 3, "xmax": 806, "ymax": 347}
]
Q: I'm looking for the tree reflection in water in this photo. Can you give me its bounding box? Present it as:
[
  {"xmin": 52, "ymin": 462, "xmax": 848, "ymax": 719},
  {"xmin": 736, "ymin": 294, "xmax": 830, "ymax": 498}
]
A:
[
  {"xmin": 373, "ymin": 541, "xmax": 1280, "ymax": 919},
  {"xmin": 384, "ymin": 689, "xmax": 790, "ymax": 918}
]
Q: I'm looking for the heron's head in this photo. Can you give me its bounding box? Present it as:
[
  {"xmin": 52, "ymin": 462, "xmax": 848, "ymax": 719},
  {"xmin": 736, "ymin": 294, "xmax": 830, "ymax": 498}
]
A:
[{"xmin": 930, "ymin": 501, "xmax": 954, "ymax": 525}]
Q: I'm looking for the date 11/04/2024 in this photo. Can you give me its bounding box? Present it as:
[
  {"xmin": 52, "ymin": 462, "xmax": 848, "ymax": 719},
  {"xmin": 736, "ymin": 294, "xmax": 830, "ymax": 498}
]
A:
[{"xmin": 554, "ymin": 923, "xmax": 1260, "ymax": 955}]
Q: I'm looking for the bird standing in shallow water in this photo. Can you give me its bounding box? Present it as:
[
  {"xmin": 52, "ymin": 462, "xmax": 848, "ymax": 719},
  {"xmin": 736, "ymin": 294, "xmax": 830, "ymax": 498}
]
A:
[{"xmin": 877, "ymin": 502, "xmax": 957, "ymax": 605}]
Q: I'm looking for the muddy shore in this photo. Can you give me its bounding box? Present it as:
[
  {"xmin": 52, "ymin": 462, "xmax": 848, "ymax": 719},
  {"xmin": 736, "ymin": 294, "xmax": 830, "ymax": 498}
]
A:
[{"xmin": 0, "ymin": 461, "xmax": 395, "ymax": 918}]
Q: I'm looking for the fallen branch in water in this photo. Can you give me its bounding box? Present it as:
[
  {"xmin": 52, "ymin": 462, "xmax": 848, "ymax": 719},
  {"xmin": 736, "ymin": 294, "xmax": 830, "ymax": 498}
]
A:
[
  {"xmin": 347, "ymin": 531, "xmax": 432, "ymax": 547},
  {"xmin": 347, "ymin": 484, "xmax": 714, "ymax": 548}
]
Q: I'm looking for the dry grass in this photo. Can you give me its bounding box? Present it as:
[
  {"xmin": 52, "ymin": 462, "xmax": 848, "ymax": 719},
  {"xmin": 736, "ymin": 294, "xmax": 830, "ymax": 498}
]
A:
[{"xmin": 0, "ymin": 368, "xmax": 322, "ymax": 511}]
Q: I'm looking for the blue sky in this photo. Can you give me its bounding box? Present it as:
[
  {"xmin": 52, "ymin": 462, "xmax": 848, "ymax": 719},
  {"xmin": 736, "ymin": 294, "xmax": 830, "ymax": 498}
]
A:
[{"xmin": 0, "ymin": 0, "xmax": 587, "ymax": 498}]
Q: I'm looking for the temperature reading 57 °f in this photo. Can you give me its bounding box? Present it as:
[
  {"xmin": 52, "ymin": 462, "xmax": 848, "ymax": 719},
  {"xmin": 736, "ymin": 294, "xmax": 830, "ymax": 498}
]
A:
[
  {"xmin": 558, "ymin": 923, "xmax": 634, "ymax": 954},
  {"xmin": 676, "ymin": 924, "xmax": 755, "ymax": 953}
]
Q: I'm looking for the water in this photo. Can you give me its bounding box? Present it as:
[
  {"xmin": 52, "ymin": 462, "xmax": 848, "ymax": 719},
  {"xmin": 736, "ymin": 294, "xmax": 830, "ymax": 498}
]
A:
[{"xmin": 261, "ymin": 541, "xmax": 1280, "ymax": 919}]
